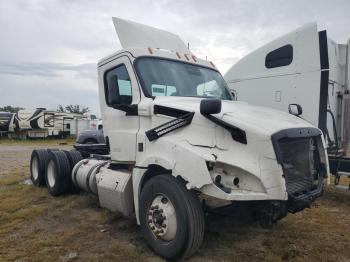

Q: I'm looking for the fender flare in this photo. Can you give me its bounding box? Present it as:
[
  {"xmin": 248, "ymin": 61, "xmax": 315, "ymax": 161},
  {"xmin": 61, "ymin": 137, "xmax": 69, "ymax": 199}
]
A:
[{"xmin": 132, "ymin": 151, "xmax": 212, "ymax": 224}]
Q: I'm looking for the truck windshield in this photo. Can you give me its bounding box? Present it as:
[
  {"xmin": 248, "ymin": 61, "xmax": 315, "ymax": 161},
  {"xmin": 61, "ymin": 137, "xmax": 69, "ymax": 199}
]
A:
[{"xmin": 135, "ymin": 57, "xmax": 232, "ymax": 100}]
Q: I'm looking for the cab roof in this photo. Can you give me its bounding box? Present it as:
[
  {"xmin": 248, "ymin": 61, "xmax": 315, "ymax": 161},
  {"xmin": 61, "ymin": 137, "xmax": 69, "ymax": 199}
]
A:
[
  {"xmin": 112, "ymin": 17, "xmax": 190, "ymax": 54},
  {"xmin": 97, "ymin": 47, "xmax": 216, "ymax": 70},
  {"xmin": 97, "ymin": 17, "xmax": 217, "ymax": 70}
]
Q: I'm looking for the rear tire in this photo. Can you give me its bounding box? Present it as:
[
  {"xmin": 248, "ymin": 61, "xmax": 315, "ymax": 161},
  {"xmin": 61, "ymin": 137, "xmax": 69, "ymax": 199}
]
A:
[
  {"xmin": 45, "ymin": 150, "xmax": 71, "ymax": 196},
  {"xmin": 139, "ymin": 175, "xmax": 205, "ymax": 260},
  {"xmin": 62, "ymin": 149, "xmax": 83, "ymax": 169},
  {"xmin": 68, "ymin": 149, "xmax": 84, "ymax": 166},
  {"xmin": 63, "ymin": 149, "xmax": 83, "ymax": 192},
  {"xmin": 30, "ymin": 149, "xmax": 49, "ymax": 186}
]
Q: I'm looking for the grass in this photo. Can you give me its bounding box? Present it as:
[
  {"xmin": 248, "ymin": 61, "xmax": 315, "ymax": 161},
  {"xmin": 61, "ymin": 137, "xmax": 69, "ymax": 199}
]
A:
[
  {"xmin": 0, "ymin": 164, "xmax": 349, "ymax": 261},
  {"xmin": 0, "ymin": 167, "xmax": 159, "ymax": 262}
]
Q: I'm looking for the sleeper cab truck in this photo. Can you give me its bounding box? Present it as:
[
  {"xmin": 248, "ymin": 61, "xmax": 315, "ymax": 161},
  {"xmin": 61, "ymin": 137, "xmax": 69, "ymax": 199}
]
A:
[
  {"xmin": 224, "ymin": 22, "xmax": 350, "ymax": 185},
  {"xmin": 29, "ymin": 18, "xmax": 329, "ymax": 260}
]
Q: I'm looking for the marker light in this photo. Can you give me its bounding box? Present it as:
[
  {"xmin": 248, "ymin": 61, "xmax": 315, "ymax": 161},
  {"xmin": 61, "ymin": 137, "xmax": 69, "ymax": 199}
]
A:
[{"xmin": 148, "ymin": 47, "xmax": 153, "ymax": 54}]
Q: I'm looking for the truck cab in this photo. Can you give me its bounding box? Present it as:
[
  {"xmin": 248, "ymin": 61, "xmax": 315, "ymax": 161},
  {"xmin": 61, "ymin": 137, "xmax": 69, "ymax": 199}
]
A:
[
  {"xmin": 96, "ymin": 18, "xmax": 329, "ymax": 258},
  {"xmin": 31, "ymin": 18, "xmax": 330, "ymax": 260}
]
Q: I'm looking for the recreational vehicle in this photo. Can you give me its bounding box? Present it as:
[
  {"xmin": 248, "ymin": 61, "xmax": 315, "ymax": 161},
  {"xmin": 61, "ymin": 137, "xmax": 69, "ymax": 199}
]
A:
[
  {"xmin": 1, "ymin": 108, "xmax": 82, "ymax": 138},
  {"xmin": 0, "ymin": 112, "xmax": 15, "ymax": 135}
]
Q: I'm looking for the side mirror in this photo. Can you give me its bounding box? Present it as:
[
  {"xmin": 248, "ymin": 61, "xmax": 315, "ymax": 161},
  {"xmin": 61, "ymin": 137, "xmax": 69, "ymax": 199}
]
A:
[
  {"xmin": 107, "ymin": 75, "xmax": 120, "ymax": 106},
  {"xmin": 200, "ymin": 99, "xmax": 222, "ymax": 115},
  {"xmin": 230, "ymin": 89, "xmax": 237, "ymax": 101},
  {"xmin": 288, "ymin": 104, "xmax": 302, "ymax": 116}
]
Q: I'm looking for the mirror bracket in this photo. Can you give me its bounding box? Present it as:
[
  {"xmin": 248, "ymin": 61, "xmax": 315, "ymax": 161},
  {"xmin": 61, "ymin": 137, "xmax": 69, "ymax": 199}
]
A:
[{"xmin": 113, "ymin": 104, "xmax": 138, "ymax": 116}]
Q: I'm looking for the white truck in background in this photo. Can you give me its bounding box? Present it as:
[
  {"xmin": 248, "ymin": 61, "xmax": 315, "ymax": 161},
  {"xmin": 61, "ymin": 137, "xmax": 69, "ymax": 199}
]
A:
[
  {"xmin": 30, "ymin": 18, "xmax": 329, "ymax": 260},
  {"xmin": 225, "ymin": 23, "xmax": 350, "ymax": 184},
  {"xmin": 69, "ymin": 117, "xmax": 102, "ymax": 137}
]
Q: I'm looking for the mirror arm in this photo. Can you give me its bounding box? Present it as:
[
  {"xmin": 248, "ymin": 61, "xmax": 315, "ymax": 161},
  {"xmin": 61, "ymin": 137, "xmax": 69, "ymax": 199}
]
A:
[{"xmin": 113, "ymin": 104, "xmax": 138, "ymax": 116}]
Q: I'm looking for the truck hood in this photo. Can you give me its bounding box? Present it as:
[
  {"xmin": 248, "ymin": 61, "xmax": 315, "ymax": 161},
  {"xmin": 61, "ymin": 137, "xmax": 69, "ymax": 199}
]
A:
[{"xmin": 153, "ymin": 96, "xmax": 316, "ymax": 137}]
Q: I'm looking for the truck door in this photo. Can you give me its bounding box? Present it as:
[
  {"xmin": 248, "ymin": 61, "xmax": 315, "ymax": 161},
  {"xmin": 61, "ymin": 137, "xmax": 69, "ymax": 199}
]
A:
[
  {"xmin": 224, "ymin": 23, "xmax": 329, "ymax": 136},
  {"xmin": 99, "ymin": 56, "xmax": 140, "ymax": 162}
]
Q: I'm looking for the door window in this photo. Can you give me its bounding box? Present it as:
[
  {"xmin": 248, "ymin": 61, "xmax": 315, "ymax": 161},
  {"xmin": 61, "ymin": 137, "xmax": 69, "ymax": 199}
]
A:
[{"xmin": 105, "ymin": 64, "xmax": 132, "ymax": 106}]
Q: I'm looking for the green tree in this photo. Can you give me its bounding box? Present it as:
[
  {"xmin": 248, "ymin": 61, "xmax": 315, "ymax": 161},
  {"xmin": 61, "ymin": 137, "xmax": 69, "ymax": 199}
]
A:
[
  {"xmin": 0, "ymin": 105, "xmax": 23, "ymax": 113},
  {"xmin": 57, "ymin": 105, "xmax": 65, "ymax": 113},
  {"xmin": 57, "ymin": 104, "xmax": 89, "ymax": 114}
]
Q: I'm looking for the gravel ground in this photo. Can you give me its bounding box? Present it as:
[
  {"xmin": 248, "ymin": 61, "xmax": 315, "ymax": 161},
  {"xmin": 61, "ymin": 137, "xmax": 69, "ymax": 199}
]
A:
[{"xmin": 0, "ymin": 145, "xmax": 71, "ymax": 176}]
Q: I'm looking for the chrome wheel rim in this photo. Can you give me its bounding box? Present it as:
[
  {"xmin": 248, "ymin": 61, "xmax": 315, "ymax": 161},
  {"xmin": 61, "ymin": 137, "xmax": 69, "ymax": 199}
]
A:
[
  {"xmin": 31, "ymin": 156, "xmax": 39, "ymax": 180},
  {"xmin": 47, "ymin": 160, "xmax": 56, "ymax": 188},
  {"xmin": 148, "ymin": 194, "xmax": 177, "ymax": 241}
]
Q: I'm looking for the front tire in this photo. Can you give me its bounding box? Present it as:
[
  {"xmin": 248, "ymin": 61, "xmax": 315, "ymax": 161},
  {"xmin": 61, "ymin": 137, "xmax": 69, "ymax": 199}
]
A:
[{"xmin": 139, "ymin": 175, "xmax": 205, "ymax": 260}]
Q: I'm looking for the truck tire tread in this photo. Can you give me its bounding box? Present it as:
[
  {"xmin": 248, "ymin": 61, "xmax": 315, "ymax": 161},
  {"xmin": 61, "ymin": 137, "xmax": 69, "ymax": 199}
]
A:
[
  {"xmin": 30, "ymin": 149, "xmax": 49, "ymax": 186},
  {"xmin": 46, "ymin": 150, "xmax": 71, "ymax": 196},
  {"xmin": 139, "ymin": 175, "xmax": 204, "ymax": 260}
]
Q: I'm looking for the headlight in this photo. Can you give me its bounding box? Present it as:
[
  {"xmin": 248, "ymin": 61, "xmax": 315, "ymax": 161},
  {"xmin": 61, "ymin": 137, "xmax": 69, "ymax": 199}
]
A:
[{"xmin": 208, "ymin": 163, "xmax": 265, "ymax": 193}]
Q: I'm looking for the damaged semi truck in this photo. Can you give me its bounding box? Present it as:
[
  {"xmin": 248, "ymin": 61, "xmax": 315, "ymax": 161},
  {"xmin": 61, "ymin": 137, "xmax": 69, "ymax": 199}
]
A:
[{"xmin": 30, "ymin": 18, "xmax": 329, "ymax": 260}]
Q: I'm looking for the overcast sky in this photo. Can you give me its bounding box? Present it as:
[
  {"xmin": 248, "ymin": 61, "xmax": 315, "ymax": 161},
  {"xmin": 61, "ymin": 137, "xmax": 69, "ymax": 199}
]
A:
[{"xmin": 0, "ymin": 0, "xmax": 349, "ymax": 115}]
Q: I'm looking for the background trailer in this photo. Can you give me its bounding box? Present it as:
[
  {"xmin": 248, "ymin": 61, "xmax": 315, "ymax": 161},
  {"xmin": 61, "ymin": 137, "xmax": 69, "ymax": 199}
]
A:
[
  {"xmin": 225, "ymin": 23, "xmax": 350, "ymax": 182},
  {"xmin": 0, "ymin": 108, "xmax": 91, "ymax": 139}
]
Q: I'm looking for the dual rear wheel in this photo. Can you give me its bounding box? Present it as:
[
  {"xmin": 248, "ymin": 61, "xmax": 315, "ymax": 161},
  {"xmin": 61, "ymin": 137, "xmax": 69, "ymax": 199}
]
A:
[
  {"xmin": 31, "ymin": 150, "xmax": 205, "ymax": 259},
  {"xmin": 30, "ymin": 149, "xmax": 83, "ymax": 196},
  {"xmin": 30, "ymin": 149, "xmax": 48, "ymax": 186}
]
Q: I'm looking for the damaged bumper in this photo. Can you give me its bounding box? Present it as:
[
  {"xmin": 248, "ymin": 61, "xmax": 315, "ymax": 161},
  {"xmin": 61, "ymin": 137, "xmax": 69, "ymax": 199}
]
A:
[{"xmin": 287, "ymin": 182, "xmax": 324, "ymax": 213}]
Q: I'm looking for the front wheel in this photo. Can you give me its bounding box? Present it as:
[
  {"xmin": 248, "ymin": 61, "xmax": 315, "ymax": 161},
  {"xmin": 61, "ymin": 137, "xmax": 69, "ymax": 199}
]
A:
[{"xmin": 139, "ymin": 175, "xmax": 205, "ymax": 260}]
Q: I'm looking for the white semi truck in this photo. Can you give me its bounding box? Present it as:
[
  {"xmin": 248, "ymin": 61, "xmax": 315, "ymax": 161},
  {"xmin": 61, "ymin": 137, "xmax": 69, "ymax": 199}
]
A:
[
  {"xmin": 225, "ymin": 23, "xmax": 350, "ymax": 185},
  {"xmin": 30, "ymin": 18, "xmax": 329, "ymax": 260}
]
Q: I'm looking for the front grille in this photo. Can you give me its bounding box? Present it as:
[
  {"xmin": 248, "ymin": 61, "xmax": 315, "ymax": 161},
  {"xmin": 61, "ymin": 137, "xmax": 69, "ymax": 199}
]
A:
[{"xmin": 278, "ymin": 137, "xmax": 320, "ymax": 196}]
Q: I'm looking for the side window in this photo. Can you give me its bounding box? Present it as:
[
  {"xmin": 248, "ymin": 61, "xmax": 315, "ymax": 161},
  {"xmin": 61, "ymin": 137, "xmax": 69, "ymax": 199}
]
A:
[
  {"xmin": 44, "ymin": 113, "xmax": 54, "ymax": 127},
  {"xmin": 104, "ymin": 64, "xmax": 132, "ymax": 106},
  {"xmin": 265, "ymin": 44, "xmax": 293, "ymax": 69}
]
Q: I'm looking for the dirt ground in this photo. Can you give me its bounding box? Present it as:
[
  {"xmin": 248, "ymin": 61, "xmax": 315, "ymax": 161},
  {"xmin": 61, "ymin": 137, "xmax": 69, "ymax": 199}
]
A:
[{"xmin": 0, "ymin": 141, "xmax": 349, "ymax": 262}]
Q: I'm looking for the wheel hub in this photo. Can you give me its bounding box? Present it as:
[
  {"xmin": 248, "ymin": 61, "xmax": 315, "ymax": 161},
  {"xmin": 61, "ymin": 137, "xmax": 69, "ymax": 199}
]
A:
[
  {"xmin": 148, "ymin": 195, "xmax": 177, "ymax": 241},
  {"xmin": 152, "ymin": 209, "xmax": 165, "ymax": 227}
]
